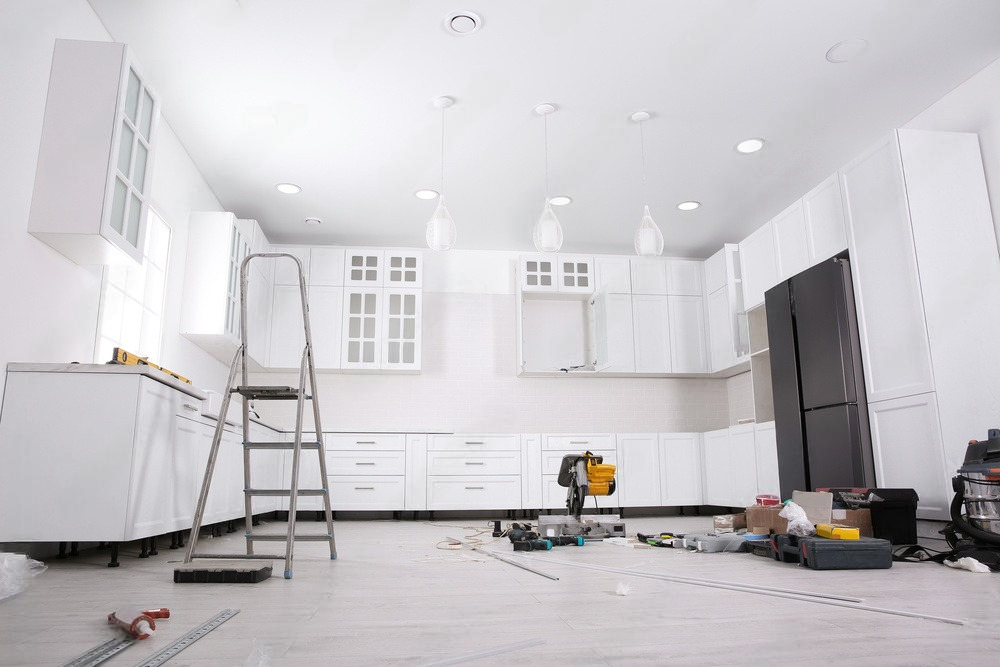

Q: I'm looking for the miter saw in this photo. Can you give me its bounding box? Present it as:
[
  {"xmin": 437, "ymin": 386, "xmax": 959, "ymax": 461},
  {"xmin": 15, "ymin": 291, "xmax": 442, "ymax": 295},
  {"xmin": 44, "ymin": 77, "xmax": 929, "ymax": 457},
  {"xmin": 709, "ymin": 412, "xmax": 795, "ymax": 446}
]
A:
[{"xmin": 537, "ymin": 451, "xmax": 626, "ymax": 540}]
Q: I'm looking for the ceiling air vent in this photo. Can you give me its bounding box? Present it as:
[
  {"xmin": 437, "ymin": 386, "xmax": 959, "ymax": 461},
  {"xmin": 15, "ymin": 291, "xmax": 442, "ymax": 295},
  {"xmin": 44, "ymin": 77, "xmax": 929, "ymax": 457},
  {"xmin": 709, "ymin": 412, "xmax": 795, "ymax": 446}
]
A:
[{"xmin": 444, "ymin": 11, "xmax": 482, "ymax": 36}]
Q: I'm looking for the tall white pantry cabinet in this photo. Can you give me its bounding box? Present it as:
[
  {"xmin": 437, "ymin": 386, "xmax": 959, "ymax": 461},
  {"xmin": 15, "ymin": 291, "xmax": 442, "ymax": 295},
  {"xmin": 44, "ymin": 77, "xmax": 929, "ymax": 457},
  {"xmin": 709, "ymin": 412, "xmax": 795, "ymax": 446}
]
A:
[{"xmin": 841, "ymin": 129, "xmax": 1000, "ymax": 519}]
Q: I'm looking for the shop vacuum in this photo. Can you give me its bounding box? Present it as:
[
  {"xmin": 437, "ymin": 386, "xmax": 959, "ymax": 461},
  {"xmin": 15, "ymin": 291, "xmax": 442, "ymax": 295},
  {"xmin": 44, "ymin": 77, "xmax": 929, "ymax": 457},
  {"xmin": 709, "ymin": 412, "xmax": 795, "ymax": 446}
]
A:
[{"xmin": 939, "ymin": 429, "xmax": 1000, "ymax": 569}]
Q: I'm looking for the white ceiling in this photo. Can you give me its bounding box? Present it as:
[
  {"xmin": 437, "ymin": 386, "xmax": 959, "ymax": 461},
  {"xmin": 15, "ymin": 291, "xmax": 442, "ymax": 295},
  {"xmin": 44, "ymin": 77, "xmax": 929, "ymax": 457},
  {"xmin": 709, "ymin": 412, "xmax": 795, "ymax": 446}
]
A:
[{"xmin": 87, "ymin": 0, "xmax": 1000, "ymax": 258}]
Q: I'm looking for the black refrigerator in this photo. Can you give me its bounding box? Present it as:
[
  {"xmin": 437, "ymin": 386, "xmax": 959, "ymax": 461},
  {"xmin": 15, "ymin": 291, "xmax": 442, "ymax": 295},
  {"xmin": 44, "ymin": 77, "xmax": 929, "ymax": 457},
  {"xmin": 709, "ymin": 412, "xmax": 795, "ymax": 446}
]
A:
[{"xmin": 764, "ymin": 256, "xmax": 876, "ymax": 500}]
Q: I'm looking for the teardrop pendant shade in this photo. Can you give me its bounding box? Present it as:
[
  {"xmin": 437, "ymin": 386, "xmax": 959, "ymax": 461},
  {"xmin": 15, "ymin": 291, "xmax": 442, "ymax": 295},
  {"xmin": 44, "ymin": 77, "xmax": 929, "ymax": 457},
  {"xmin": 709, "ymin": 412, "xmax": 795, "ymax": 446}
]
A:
[
  {"xmin": 533, "ymin": 201, "xmax": 564, "ymax": 253},
  {"xmin": 426, "ymin": 198, "xmax": 457, "ymax": 251},
  {"xmin": 634, "ymin": 204, "xmax": 664, "ymax": 256}
]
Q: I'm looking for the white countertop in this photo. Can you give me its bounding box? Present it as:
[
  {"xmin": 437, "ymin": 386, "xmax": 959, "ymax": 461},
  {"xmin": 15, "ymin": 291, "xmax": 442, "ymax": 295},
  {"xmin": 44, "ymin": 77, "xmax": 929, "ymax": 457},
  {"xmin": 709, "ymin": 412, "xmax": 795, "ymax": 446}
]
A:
[{"xmin": 6, "ymin": 362, "xmax": 207, "ymax": 400}]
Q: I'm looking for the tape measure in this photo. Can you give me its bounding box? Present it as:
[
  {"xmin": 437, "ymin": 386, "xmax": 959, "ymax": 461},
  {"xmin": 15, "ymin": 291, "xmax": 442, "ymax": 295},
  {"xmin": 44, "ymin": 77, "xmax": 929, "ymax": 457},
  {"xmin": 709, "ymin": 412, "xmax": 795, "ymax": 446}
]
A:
[{"xmin": 110, "ymin": 347, "xmax": 193, "ymax": 385}]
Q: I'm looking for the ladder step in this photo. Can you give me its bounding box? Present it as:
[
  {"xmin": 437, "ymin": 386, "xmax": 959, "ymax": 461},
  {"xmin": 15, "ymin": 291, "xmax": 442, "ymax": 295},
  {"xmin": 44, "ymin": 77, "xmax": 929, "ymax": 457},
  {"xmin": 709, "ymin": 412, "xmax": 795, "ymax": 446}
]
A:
[
  {"xmin": 244, "ymin": 441, "xmax": 322, "ymax": 450},
  {"xmin": 245, "ymin": 488, "xmax": 327, "ymax": 496},
  {"xmin": 235, "ymin": 385, "xmax": 311, "ymax": 401},
  {"xmin": 246, "ymin": 534, "xmax": 333, "ymax": 542}
]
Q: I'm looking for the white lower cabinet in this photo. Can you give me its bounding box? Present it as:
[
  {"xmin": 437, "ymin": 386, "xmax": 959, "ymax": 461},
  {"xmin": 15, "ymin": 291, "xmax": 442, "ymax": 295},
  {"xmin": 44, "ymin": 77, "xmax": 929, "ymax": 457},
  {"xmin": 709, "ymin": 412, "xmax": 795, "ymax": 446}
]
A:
[
  {"xmin": 660, "ymin": 433, "xmax": 704, "ymax": 505},
  {"xmin": 753, "ymin": 422, "xmax": 780, "ymax": 498},
  {"xmin": 540, "ymin": 434, "xmax": 618, "ymax": 510},
  {"xmin": 701, "ymin": 423, "xmax": 775, "ymax": 508},
  {"xmin": 324, "ymin": 433, "xmax": 406, "ymax": 511},
  {"xmin": 426, "ymin": 435, "xmax": 521, "ymax": 510},
  {"xmin": 617, "ymin": 434, "xmax": 661, "ymax": 507}
]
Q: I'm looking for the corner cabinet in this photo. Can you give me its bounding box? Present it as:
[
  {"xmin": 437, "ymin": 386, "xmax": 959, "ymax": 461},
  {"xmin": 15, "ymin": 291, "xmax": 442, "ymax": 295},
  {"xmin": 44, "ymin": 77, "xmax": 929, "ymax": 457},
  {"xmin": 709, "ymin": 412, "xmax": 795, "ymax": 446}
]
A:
[{"xmin": 29, "ymin": 39, "xmax": 160, "ymax": 265}]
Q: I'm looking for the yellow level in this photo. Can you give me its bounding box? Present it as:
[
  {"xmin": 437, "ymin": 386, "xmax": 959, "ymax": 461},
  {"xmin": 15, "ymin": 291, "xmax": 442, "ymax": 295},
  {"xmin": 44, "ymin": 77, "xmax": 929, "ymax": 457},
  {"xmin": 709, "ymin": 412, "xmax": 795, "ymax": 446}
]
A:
[{"xmin": 111, "ymin": 347, "xmax": 193, "ymax": 385}]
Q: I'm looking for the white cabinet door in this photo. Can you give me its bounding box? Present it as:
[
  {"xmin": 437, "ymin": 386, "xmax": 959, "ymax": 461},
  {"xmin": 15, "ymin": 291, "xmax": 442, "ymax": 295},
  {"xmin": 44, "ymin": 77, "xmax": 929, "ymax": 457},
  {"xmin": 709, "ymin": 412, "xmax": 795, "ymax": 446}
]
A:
[
  {"xmin": 701, "ymin": 428, "xmax": 731, "ymax": 506},
  {"xmin": 308, "ymin": 247, "xmax": 345, "ymax": 286},
  {"xmin": 739, "ymin": 221, "xmax": 778, "ymax": 310},
  {"xmin": 246, "ymin": 265, "xmax": 272, "ymax": 366},
  {"xmin": 868, "ymin": 393, "xmax": 950, "ymax": 520},
  {"xmin": 666, "ymin": 259, "xmax": 704, "ymax": 296},
  {"xmin": 556, "ymin": 255, "xmax": 595, "ymax": 293},
  {"xmin": 632, "ymin": 295, "xmax": 671, "ymax": 373},
  {"xmin": 593, "ymin": 292, "xmax": 635, "ymax": 373},
  {"xmin": 519, "ymin": 255, "xmax": 558, "ymax": 292},
  {"xmin": 28, "ymin": 39, "xmax": 159, "ymax": 265},
  {"xmin": 268, "ymin": 285, "xmax": 305, "ymax": 370},
  {"xmin": 594, "ymin": 257, "xmax": 631, "ymax": 293},
  {"xmin": 802, "ymin": 173, "xmax": 847, "ymax": 264},
  {"xmin": 272, "ymin": 246, "xmax": 311, "ymax": 286},
  {"xmin": 707, "ymin": 288, "xmax": 736, "ymax": 372},
  {"xmin": 382, "ymin": 289, "xmax": 421, "ymax": 371},
  {"xmin": 660, "ymin": 433, "xmax": 703, "ymax": 506},
  {"xmin": 310, "ymin": 286, "xmax": 344, "ymax": 369},
  {"xmin": 771, "ymin": 200, "xmax": 809, "ymax": 281},
  {"xmin": 630, "ymin": 258, "xmax": 669, "ymax": 294},
  {"xmin": 342, "ymin": 289, "xmax": 383, "ymax": 369},
  {"xmin": 384, "ymin": 250, "xmax": 423, "ymax": 288},
  {"xmin": 841, "ymin": 133, "xmax": 935, "ymax": 403},
  {"xmin": 667, "ymin": 295, "xmax": 708, "ymax": 373},
  {"xmin": 729, "ymin": 424, "xmax": 759, "ymax": 507},
  {"xmin": 617, "ymin": 434, "xmax": 661, "ymax": 507},
  {"xmin": 345, "ymin": 249, "xmax": 385, "ymax": 286},
  {"xmin": 753, "ymin": 422, "xmax": 780, "ymax": 498},
  {"xmin": 125, "ymin": 378, "xmax": 179, "ymax": 540}
]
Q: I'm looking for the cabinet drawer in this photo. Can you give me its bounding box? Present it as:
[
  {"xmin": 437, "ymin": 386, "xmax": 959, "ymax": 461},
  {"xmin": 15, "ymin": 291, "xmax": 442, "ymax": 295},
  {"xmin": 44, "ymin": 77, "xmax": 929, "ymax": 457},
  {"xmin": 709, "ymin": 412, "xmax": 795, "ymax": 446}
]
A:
[
  {"xmin": 541, "ymin": 449, "xmax": 618, "ymax": 476},
  {"xmin": 542, "ymin": 434, "xmax": 615, "ymax": 451},
  {"xmin": 325, "ymin": 451, "xmax": 406, "ymax": 476},
  {"xmin": 429, "ymin": 435, "xmax": 520, "ymax": 451},
  {"xmin": 541, "ymin": 476, "xmax": 620, "ymax": 510},
  {"xmin": 325, "ymin": 433, "xmax": 405, "ymax": 451},
  {"xmin": 328, "ymin": 477, "xmax": 404, "ymax": 510},
  {"xmin": 426, "ymin": 451, "xmax": 520, "ymax": 476},
  {"xmin": 426, "ymin": 476, "xmax": 521, "ymax": 510}
]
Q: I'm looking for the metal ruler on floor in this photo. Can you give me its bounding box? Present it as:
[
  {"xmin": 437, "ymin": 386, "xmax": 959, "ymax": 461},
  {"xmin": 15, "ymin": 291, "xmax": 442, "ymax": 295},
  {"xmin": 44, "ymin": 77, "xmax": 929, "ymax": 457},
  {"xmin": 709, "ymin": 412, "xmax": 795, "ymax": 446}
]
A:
[
  {"xmin": 133, "ymin": 608, "xmax": 240, "ymax": 666},
  {"xmin": 63, "ymin": 636, "xmax": 136, "ymax": 667}
]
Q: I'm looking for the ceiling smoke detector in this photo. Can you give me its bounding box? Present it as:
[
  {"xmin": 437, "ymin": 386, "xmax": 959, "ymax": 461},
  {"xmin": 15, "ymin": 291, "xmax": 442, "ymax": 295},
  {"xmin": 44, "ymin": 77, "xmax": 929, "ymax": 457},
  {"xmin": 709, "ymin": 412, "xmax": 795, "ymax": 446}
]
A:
[{"xmin": 444, "ymin": 11, "xmax": 482, "ymax": 35}]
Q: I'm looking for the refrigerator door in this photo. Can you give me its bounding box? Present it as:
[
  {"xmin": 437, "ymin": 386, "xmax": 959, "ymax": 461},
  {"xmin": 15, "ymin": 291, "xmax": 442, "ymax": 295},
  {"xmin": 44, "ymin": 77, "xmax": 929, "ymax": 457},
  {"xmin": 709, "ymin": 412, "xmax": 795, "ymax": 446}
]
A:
[
  {"xmin": 804, "ymin": 403, "xmax": 874, "ymax": 490},
  {"xmin": 764, "ymin": 280, "xmax": 807, "ymax": 500},
  {"xmin": 792, "ymin": 259, "xmax": 860, "ymax": 410}
]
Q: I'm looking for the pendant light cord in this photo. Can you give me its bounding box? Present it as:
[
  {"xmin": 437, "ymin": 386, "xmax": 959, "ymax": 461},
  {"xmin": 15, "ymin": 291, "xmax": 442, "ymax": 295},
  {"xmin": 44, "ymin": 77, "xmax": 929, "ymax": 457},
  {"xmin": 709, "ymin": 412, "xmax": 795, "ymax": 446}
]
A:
[
  {"xmin": 440, "ymin": 105, "xmax": 446, "ymax": 199},
  {"xmin": 639, "ymin": 119, "xmax": 648, "ymax": 206},
  {"xmin": 543, "ymin": 113, "xmax": 550, "ymax": 202}
]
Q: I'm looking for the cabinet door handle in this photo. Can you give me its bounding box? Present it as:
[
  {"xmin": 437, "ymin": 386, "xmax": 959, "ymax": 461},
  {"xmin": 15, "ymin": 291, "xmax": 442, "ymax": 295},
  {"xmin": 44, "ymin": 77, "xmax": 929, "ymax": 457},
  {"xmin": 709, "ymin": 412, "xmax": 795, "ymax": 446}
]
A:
[
  {"xmin": 181, "ymin": 403, "xmax": 199, "ymax": 412},
  {"xmin": 464, "ymin": 461, "xmax": 485, "ymax": 466},
  {"xmin": 355, "ymin": 441, "xmax": 376, "ymax": 445},
  {"xmin": 464, "ymin": 441, "xmax": 484, "ymax": 445},
  {"xmin": 465, "ymin": 486, "xmax": 484, "ymax": 490},
  {"xmin": 570, "ymin": 440, "xmax": 589, "ymax": 445},
  {"xmin": 355, "ymin": 462, "xmax": 376, "ymax": 466},
  {"xmin": 354, "ymin": 486, "xmax": 375, "ymax": 490}
]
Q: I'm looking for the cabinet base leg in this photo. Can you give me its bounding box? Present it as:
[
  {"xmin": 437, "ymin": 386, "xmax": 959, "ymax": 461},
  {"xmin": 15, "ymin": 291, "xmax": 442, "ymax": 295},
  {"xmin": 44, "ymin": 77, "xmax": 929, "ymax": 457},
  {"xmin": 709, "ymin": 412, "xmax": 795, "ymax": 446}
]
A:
[
  {"xmin": 107, "ymin": 543, "xmax": 120, "ymax": 568},
  {"xmin": 57, "ymin": 542, "xmax": 67, "ymax": 559},
  {"xmin": 139, "ymin": 538, "xmax": 149, "ymax": 558},
  {"xmin": 149, "ymin": 536, "xmax": 158, "ymax": 556}
]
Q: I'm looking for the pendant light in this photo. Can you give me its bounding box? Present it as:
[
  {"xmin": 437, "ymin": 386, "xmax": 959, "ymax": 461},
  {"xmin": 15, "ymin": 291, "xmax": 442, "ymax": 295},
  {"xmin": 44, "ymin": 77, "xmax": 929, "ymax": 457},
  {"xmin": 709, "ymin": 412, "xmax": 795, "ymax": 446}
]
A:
[
  {"xmin": 631, "ymin": 110, "xmax": 664, "ymax": 256},
  {"xmin": 425, "ymin": 96, "xmax": 457, "ymax": 251},
  {"xmin": 532, "ymin": 103, "xmax": 563, "ymax": 253}
]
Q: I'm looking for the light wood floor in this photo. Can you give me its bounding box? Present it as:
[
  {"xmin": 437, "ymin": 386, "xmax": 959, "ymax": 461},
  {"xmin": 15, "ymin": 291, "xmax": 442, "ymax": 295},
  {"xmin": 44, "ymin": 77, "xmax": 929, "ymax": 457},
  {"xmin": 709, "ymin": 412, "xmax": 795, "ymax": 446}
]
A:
[{"xmin": 2, "ymin": 514, "xmax": 999, "ymax": 666}]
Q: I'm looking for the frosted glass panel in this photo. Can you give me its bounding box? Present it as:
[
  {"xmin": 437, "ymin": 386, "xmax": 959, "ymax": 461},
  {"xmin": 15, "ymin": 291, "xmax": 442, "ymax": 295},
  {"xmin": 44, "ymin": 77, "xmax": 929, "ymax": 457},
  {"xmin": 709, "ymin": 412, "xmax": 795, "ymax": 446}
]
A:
[
  {"xmin": 134, "ymin": 143, "xmax": 148, "ymax": 193},
  {"xmin": 110, "ymin": 178, "xmax": 128, "ymax": 234},
  {"xmin": 140, "ymin": 90, "xmax": 154, "ymax": 138},
  {"xmin": 126, "ymin": 193, "xmax": 142, "ymax": 246},
  {"xmin": 117, "ymin": 124, "xmax": 134, "ymax": 175},
  {"xmin": 125, "ymin": 69, "xmax": 140, "ymax": 122},
  {"xmin": 363, "ymin": 341, "xmax": 375, "ymax": 363}
]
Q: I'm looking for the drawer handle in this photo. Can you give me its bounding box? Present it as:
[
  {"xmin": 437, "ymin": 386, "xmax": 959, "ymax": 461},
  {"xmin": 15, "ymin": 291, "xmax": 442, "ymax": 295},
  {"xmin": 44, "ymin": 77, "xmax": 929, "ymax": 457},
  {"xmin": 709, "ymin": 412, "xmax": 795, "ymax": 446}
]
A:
[
  {"xmin": 464, "ymin": 441, "xmax": 484, "ymax": 445},
  {"xmin": 570, "ymin": 440, "xmax": 589, "ymax": 444},
  {"xmin": 182, "ymin": 403, "xmax": 199, "ymax": 412},
  {"xmin": 354, "ymin": 486, "xmax": 375, "ymax": 490},
  {"xmin": 355, "ymin": 441, "xmax": 376, "ymax": 445},
  {"xmin": 465, "ymin": 486, "xmax": 484, "ymax": 490},
  {"xmin": 464, "ymin": 461, "xmax": 485, "ymax": 466},
  {"xmin": 355, "ymin": 462, "xmax": 376, "ymax": 466}
]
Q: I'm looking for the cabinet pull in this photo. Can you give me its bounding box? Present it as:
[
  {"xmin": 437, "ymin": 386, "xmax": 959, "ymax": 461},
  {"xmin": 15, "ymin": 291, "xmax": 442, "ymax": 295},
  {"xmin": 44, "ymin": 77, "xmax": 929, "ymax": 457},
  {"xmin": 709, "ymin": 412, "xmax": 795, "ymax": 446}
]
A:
[
  {"xmin": 570, "ymin": 440, "xmax": 589, "ymax": 445},
  {"xmin": 464, "ymin": 441, "xmax": 484, "ymax": 445},
  {"xmin": 464, "ymin": 486, "xmax": 484, "ymax": 490},
  {"xmin": 355, "ymin": 462, "xmax": 376, "ymax": 466},
  {"xmin": 464, "ymin": 461, "xmax": 485, "ymax": 466},
  {"xmin": 354, "ymin": 486, "xmax": 375, "ymax": 490},
  {"xmin": 181, "ymin": 403, "xmax": 199, "ymax": 412},
  {"xmin": 355, "ymin": 441, "xmax": 376, "ymax": 445}
]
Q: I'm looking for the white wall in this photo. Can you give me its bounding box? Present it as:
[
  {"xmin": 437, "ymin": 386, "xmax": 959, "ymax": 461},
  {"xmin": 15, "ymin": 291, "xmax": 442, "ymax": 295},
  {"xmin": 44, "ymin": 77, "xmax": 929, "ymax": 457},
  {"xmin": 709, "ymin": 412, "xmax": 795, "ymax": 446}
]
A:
[
  {"xmin": 904, "ymin": 56, "xmax": 1000, "ymax": 250},
  {"xmin": 0, "ymin": 1, "xmax": 233, "ymax": 399}
]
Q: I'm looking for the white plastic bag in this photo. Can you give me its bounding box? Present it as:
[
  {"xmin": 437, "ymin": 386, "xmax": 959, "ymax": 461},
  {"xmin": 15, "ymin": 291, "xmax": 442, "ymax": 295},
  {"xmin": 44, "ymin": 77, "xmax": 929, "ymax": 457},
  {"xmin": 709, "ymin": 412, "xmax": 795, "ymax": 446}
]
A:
[
  {"xmin": 778, "ymin": 501, "xmax": 816, "ymax": 537},
  {"xmin": 0, "ymin": 552, "xmax": 47, "ymax": 601}
]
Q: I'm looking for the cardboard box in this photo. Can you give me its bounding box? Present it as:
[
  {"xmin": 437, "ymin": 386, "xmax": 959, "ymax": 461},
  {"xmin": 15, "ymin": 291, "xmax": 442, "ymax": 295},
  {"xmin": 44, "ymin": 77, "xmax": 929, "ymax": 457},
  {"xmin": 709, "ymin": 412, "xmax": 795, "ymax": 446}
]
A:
[
  {"xmin": 713, "ymin": 513, "xmax": 746, "ymax": 534},
  {"xmin": 746, "ymin": 504, "xmax": 872, "ymax": 537}
]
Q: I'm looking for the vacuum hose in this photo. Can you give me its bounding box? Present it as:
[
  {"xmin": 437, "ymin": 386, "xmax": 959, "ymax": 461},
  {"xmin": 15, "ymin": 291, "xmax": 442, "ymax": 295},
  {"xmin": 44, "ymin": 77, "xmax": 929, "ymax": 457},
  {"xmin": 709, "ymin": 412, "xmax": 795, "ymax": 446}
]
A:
[{"xmin": 949, "ymin": 487, "xmax": 1000, "ymax": 546}]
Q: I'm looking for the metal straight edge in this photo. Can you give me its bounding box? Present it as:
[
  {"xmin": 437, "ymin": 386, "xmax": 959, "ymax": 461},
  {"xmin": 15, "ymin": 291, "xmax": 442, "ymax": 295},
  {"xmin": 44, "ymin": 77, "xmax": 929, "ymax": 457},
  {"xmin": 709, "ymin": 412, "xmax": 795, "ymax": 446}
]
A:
[
  {"xmin": 446, "ymin": 537, "xmax": 559, "ymax": 581},
  {"xmin": 520, "ymin": 554, "xmax": 966, "ymax": 626},
  {"xmin": 62, "ymin": 636, "xmax": 135, "ymax": 667},
  {"xmin": 132, "ymin": 609, "xmax": 240, "ymax": 667}
]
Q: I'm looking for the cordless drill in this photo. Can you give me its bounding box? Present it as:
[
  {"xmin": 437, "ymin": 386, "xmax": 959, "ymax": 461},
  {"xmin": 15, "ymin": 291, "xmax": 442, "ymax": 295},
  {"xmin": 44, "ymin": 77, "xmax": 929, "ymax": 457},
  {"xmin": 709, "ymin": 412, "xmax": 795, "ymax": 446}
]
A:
[{"xmin": 508, "ymin": 523, "xmax": 551, "ymax": 551}]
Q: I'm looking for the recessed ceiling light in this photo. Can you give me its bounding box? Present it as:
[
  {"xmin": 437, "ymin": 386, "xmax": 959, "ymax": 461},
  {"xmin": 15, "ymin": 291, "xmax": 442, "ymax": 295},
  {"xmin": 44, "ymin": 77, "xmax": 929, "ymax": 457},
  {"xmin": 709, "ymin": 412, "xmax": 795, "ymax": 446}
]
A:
[
  {"xmin": 549, "ymin": 195, "xmax": 573, "ymax": 206},
  {"xmin": 303, "ymin": 217, "xmax": 322, "ymax": 226},
  {"xmin": 275, "ymin": 183, "xmax": 301, "ymax": 194},
  {"xmin": 444, "ymin": 11, "xmax": 482, "ymax": 36},
  {"xmin": 826, "ymin": 38, "xmax": 868, "ymax": 63},
  {"xmin": 735, "ymin": 138, "xmax": 765, "ymax": 154},
  {"xmin": 415, "ymin": 189, "xmax": 439, "ymax": 200},
  {"xmin": 677, "ymin": 201, "xmax": 701, "ymax": 211}
]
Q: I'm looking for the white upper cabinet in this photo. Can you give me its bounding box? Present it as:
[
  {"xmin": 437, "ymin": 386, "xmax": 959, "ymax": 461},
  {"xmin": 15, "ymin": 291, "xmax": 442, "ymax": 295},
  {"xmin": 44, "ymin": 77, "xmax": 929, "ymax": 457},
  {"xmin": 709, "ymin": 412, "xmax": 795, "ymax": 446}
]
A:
[
  {"xmin": 519, "ymin": 254, "xmax": 594, "ymax": 293},
  {"xmin": 771, "ymin": 200, "xmax": 809, "ymax": 281},
  {"xmin": 802, "ymin": 173, "xmax": 848, "ymax": 264},
  {"xmin": 704, "ymin": 244, "xmax": 747, "ymax": 372},
  {"xmin": 270, "ymin": 246, "xmax": 311, "ymax": 286},
  {"xmin": 308, "ymin": 247, "xmax": 347, "ymax": 286},
  {"xmin": 594, "ymin": 256, "xmax": 631, "ymax": 293},
  {"xmin": 344, "ymin": 249, "xmax": 421, "ymax": 288},
  {"xmin": 592, "ymin": 292, "xmax": 635, "ymax": 373},
  {"xmin": 384, "ymin": 250, "xmax": 423, "ymax": 288},
  {"xmin": 632, "ymin": 295, "xmax": 672, "ymax": 373},
  {"xmin": 667, "ymin": 259, "xmax": 704, "ymax": 296},
  {"xmin": 28, "ymin": 39, "xmax": 159, "ymax": 265},
  {"xmin": 739, "ymin": 221, "xmax": 779, "ymax": 310},
  {"xmin": 667, "ymin": 296, "xmax": 708, "ymax": 373},
  {"xmin": 630, "ymin": 258, "xmax": 669, "ymax": 294}
]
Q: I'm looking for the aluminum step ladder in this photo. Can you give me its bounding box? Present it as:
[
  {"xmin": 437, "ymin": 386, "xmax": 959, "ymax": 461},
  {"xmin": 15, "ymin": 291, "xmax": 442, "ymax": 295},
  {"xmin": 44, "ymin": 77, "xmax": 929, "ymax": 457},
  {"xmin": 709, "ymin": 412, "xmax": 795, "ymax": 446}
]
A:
[{"xmin": 183, "ymin": 252, "xmax": 336, "ymax": 579}]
